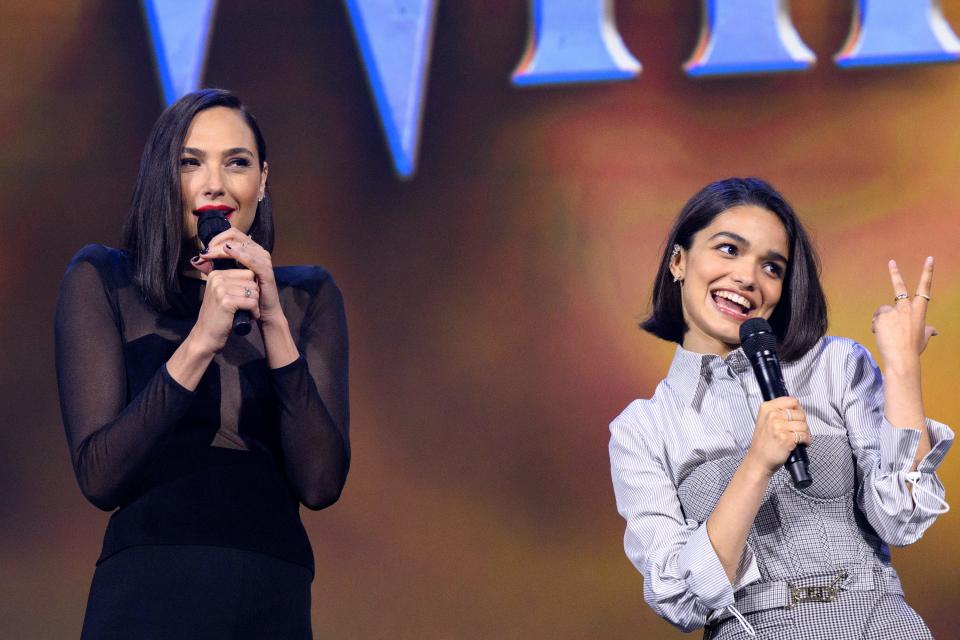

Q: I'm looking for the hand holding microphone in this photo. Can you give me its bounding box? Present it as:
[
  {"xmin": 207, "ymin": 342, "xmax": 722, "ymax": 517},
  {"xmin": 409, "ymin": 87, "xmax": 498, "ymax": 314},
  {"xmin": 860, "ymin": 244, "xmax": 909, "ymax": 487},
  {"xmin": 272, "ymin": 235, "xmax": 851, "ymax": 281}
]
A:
[
  {"xmin": 740, "ymin": 318, "xmax": 813, "ymax": 488},
  {"xmin": 196, "ymin": 210, "xmax": 254, "ymax": 336}
]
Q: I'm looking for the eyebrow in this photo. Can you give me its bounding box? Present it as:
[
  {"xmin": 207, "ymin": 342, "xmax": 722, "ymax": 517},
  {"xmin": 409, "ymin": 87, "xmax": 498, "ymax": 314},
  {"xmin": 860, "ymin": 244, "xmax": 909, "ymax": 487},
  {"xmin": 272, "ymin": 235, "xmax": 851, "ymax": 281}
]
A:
[
  {"xmin": 708, "ymin": 231, "xmax": 789, "ymax": 264},
  {"xmin": 181, "ymin": 146, "xmax": 255, "ymax": 158}
]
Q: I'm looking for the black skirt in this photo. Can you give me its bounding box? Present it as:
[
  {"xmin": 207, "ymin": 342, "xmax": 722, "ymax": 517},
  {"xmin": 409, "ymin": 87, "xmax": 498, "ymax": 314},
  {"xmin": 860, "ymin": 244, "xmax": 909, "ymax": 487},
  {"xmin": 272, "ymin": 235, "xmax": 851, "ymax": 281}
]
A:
[{"xmin": 81, "ymin": 545, "xmax": 312, "ymax": 640}]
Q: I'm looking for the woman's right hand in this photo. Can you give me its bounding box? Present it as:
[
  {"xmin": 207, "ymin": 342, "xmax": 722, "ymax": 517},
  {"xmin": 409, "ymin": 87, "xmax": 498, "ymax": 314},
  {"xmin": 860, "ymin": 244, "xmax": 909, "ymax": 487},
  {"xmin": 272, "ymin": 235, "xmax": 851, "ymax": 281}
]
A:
[
  {"xmin": 744, "ymin": 396, "xmax": 812, "ymax": 476},
  {"xmin": 189, "ymin": 262, "xmax": 261, "ymax": 355}
]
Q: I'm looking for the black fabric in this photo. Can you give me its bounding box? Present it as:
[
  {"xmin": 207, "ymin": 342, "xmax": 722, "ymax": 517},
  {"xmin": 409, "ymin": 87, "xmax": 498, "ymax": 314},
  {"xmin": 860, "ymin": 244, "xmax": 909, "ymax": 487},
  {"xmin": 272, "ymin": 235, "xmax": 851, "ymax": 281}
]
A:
[
  {"xmin": 81, "ymin": 545, "xmax": 313, "ymax": 640},
  {"xmin": 55, "ymin": 244, "xmax": 350, "ymax": 572}
]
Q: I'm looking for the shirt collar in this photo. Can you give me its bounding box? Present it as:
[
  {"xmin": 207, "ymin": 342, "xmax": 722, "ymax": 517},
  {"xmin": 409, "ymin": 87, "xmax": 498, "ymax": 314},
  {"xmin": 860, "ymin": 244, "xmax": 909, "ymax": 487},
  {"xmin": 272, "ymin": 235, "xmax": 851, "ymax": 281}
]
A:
[{"xmin": 665, "ymin": 344, "xmax": 752, "ymax": 409}]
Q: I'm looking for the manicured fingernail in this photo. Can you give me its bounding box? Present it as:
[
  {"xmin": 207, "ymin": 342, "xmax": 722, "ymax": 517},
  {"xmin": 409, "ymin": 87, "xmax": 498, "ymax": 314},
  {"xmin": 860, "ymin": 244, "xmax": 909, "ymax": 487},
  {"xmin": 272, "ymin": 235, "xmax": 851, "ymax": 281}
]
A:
[
  {"xmin": 225, "ymin": 243, "xmax": 233, "ymax": 250},
  {"xmin": 190, "ymin": 256, "xmax": 200, "ymax": 263},
  {"xmin": 200, "ymin": 247, "xmax": 208, "ymax": 255}
]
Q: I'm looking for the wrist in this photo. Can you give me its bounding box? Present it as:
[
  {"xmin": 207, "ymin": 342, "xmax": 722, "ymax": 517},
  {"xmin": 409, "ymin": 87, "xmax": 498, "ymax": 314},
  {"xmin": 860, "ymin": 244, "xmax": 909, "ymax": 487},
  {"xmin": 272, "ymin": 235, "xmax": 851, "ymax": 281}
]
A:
[
  {"xmin": 741, "ymin": 451, "xmax": 776, "ymax": 483},
  {"xmin": 879, "ymin": 354, "xmax": 921, "ymax": 379},
  {"xmin": 184, "ymin": 329, "xmax": 217, "ymax": 361},
  {"xmin": 258, "ymin": 312, "xmax": 289, "ymax": 332}
]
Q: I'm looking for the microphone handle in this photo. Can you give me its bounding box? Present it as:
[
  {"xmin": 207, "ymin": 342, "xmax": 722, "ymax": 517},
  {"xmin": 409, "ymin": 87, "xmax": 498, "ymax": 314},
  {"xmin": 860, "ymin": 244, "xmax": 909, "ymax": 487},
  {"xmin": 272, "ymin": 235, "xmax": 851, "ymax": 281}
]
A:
[
  {"xmin": 751, "ymin": 351, "xmax": 812, "ymax": 488},
  {"xmin": 212, "ymin": 258, "xmax": 253, "ymax": 336}
]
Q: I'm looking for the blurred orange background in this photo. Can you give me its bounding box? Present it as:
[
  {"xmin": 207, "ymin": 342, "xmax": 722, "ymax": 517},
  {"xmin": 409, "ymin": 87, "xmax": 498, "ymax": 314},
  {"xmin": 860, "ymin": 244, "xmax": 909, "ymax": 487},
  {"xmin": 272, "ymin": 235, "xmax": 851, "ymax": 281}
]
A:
[{"xmin": 1, "ymin": 1, "xmax": 958, "ymax": 638}]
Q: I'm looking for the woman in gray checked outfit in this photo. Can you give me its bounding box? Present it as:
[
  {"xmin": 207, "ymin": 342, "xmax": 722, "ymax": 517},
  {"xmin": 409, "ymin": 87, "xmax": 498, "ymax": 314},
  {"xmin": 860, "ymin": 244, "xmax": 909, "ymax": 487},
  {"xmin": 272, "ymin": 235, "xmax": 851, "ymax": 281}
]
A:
[{"xmin": 609, "ymin": 178, "xmax": 952, "ymax": 639}]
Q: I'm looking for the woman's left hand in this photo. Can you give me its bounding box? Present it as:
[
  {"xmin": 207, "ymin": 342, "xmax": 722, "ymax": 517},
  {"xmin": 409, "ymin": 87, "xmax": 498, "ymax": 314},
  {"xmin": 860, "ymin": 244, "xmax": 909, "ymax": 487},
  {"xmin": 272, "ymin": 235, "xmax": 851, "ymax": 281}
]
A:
[
  {"xmin": 871, "ymin": 257, "xmax": 938, "ymax": 369},
  {"xmin": 192, "ymin": 228, "xmax": 285, "ymax": 326}
]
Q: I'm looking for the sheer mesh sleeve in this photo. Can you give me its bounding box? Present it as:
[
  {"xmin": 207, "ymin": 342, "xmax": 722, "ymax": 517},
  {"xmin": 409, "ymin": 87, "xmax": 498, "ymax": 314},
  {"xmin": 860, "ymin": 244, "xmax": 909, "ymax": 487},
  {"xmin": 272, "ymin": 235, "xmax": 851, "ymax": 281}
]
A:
[
  {"xmin": 270, "ymin": 271, "xmax": 350, "ymax": 509},
  {"xmin": 55, "ymin": 246, "xmax": 196, "ymax": 510}
]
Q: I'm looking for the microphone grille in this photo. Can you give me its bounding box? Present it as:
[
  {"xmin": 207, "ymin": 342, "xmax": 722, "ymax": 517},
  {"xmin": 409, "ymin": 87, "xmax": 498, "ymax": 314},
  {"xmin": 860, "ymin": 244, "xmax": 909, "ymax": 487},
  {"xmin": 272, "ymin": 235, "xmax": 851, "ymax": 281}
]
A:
[
  {"xmin": 740, "ymin": 318, "xmax": 778, "ymax": 354},
  {"xmin": 196, "ymin": 211, "xmax": 231, "ymax": 246}
]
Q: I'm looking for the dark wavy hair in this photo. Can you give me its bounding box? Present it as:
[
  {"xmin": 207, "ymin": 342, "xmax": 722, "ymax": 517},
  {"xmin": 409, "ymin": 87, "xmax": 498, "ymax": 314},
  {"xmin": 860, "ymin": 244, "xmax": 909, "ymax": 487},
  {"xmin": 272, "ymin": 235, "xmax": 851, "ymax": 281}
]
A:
[
  {"xmin": 641, "ymin": 177, "xmax": 827, "ymax": 362},
  {"xmin": 123, "ymin": 88, "xmax": 274, "ymax": 311}
]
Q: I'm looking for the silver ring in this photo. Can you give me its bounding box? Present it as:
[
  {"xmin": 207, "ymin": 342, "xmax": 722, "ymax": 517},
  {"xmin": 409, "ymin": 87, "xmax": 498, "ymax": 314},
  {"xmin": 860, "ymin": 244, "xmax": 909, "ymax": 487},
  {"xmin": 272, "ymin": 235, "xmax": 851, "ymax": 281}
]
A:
[
  {"xmin": 916, "ymin": 293, "xmax": 931, "ymax": 302},
  {"xmin": 794, "ymin": 431, "xmax": 801, "ymax": 445},
  {"xmin": 244, "ymin": 287, "xmax": 252, "ymax": 298},
  {"xmin": 784, "ymin": 408, "xmax": 793, "ymax": 422},
  {"xmin": 894, "ymin": 293, "xmax": 910, "ymax": 302}
]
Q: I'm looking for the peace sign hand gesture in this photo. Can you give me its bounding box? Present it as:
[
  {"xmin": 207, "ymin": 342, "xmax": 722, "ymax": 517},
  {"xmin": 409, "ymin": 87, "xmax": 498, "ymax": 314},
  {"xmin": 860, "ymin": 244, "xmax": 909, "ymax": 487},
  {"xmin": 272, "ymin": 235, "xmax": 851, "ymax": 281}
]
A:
[{"xmin": 871, "ymin": 257, "xmax": 938, "ymax": 370}]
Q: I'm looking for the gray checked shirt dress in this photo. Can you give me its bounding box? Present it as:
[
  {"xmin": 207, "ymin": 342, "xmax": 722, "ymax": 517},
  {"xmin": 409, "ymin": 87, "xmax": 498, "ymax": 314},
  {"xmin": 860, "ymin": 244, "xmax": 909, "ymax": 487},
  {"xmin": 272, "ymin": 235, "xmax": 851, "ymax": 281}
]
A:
[{"xmin": 609, "ymin": 337, "xmax": 952, "ymax": 639}]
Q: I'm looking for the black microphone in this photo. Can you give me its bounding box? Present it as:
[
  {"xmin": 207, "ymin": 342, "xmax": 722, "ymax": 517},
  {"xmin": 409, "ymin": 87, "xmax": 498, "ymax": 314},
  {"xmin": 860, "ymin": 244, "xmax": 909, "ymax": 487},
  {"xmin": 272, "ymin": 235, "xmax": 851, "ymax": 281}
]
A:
[
  {"xmin": 739, "ymin": 318, "xmax": 811, "ymax": 488},
  {"xmin": 196, "ymin": 210, "xmax": 252, "ymax": 336}
]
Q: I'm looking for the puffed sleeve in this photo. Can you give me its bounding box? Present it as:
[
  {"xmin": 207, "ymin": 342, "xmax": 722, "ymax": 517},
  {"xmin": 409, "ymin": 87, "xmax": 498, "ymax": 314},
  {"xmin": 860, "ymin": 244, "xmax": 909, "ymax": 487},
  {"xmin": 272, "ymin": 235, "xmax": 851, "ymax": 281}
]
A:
[
  {"xmin": 843, "ymin": 342, "xmax": 953, "ymax": 546},
  {"xmin": 270, "ymin": 269, "xmax": 350, "ymax": 510},
  {"xmin": 55, "ymin": 245, "xmax": 197, "ymax": 510},
  {"xmin": 609, "ymin": 402, "xmax": 760, "ymax": 632}
]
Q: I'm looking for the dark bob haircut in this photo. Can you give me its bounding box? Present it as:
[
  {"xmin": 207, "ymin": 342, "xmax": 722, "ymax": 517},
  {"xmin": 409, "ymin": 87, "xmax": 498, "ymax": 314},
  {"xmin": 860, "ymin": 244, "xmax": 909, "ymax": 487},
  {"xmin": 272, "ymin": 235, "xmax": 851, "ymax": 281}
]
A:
[
  {"xmin": 122, "ymin": 88, "xmax": 273, "ymax": 311},
  {"xmin": 641, "ymin": 177, "xmax": 827, "ymax": 362}
]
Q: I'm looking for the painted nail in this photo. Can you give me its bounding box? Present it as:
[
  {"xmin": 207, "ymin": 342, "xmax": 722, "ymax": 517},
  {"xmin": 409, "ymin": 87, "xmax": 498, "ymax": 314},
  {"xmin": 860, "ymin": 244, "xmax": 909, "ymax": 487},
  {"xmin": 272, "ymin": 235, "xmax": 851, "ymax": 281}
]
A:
[
  {"xmin": 225, "ymin": 243, "xmax": 233, "ymax": 250},
  {"xmin": 190, "ymin": 256, "xmax": 200, "ymax": 263},
  {"xmin": 200, "ymin": 247, "xmax": 208, "ymax": 255}
]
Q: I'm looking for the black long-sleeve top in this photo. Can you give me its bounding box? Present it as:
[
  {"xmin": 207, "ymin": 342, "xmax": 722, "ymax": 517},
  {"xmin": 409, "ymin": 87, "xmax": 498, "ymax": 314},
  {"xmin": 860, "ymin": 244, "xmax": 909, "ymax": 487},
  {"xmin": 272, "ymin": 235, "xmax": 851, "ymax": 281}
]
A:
[{"xmin": 55, "ymin": 244, "xmax": 350, "ymax": 572}]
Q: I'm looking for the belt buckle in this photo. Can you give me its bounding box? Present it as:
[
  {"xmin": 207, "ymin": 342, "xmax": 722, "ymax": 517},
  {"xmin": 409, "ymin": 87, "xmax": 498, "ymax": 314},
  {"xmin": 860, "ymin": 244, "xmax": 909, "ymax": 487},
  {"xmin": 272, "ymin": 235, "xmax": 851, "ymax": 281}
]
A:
[{"xmin": 787, "ymin": 570, "xmax": 849, "ymax": 608}]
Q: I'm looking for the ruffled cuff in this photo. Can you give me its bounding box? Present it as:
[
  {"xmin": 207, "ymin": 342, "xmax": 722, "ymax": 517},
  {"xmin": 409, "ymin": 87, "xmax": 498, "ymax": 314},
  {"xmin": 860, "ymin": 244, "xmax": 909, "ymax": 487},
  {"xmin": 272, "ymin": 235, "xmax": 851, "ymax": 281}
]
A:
[
  {"xmin": 676, "ymin": 524, "xmax": 760, "ymax": 611},
  {"xmin": 870, "ymin": 418, "xmax": 953, "ymax": 541},
  {"xmin": 877, "ymin": 418, "xmax": 954, "ymax": 474},
  {"xmin": 917, "ymin": 419, "xmax": 954, "ymax": 473}
]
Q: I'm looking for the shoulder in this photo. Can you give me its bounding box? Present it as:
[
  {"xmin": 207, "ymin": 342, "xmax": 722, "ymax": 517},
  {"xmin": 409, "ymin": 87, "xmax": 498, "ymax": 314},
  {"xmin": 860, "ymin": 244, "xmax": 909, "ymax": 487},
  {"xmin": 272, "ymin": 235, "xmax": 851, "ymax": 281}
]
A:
[
  {"xmin": 62, "ymin": 244, "xmax": 130, "ymax": 288},
  {"xmin": 786, "ymin": 335, "xmax": 881, "ymax": 397},
  {"xmin": 609, "ymin": 387, "xmax": 669, "ymax": 448},
  {"xmin": 66, "ymin": 244, "xmax": 126, "ymax": 268},
  {"xmin": 786, "ymin": 336, "xmax": 870, "ymax": 368},
  {"xmin": 799, "ymin": 335, "xmax": 875, "ymax": 368},
  {"xmin": 274, "ymin": 265, "xmax": 346, "ymax": 324},
  {"xmin": 274, "ymin": 265, "xmax": 337, "ymax": 296}
]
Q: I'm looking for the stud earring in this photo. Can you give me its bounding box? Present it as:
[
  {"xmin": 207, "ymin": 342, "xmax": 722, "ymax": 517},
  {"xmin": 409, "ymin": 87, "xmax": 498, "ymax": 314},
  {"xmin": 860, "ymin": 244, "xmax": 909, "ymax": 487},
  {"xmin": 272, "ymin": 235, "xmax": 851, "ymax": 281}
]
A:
[{"xmin": 673, "ymin": 273, "xmax": 683, "ymax": 284}]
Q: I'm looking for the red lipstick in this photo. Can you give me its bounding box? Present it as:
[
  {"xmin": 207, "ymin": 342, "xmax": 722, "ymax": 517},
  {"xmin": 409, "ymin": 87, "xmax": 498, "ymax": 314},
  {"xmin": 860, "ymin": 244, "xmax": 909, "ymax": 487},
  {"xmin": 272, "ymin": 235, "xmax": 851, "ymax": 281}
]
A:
[{"xmin": 193, "ymin": 204, "xmax": 235, "ymax": 219}]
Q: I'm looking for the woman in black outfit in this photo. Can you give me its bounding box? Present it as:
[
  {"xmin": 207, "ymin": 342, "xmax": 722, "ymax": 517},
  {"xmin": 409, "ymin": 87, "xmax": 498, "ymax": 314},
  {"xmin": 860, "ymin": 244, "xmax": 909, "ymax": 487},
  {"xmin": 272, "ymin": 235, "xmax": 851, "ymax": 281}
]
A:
[{"xmin": 55, "ymin": 89, "xmax": 349, "ymax": 639}]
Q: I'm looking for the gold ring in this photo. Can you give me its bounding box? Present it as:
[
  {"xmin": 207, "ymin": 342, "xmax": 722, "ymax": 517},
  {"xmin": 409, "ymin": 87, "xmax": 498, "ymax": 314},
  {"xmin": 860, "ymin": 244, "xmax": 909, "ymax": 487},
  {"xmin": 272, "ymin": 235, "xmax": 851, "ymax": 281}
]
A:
[
  {"xmin": 894, "ymin": 293, "xmax": 910, "ymax": 302},
  {"xmin": 794, "ymin": 431, "xmax": 801, "ymax": 445},
  {"xmin": 916, "ymin": 293, "xmax": 931, "ymax": 302}
]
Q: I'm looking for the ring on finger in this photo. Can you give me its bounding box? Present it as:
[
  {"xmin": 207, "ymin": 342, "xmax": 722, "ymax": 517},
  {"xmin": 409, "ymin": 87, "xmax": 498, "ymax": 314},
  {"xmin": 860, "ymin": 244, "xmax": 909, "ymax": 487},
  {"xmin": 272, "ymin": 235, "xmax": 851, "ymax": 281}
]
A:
[
  {"xmin": 894, "ymin": 293, "xmax": 910, "ymax": 302},
  {"xmin": 794, "ymin": 431, "xmax": 801, "ymax": 445},
  {"xmin": 916, "ymin": 293, "xmax": 931, "ymax": 302},
  {"xmin": 784, "ymin": 408, "xmax": 793, "ymax": 422},
  {"xmin": 244, "ymin": 287, "xmax": 252, "ymax": 298}
]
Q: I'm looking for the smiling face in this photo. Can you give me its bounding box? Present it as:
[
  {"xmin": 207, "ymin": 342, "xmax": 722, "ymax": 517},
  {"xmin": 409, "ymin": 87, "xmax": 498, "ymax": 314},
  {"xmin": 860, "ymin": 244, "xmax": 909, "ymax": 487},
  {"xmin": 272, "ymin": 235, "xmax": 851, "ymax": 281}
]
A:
[
  {"xmin": 671, "ymin": 205, "xmax": 790, "ymax": 357},
  {"xmin": 180, "ymin": 106, "xmax": 268, "ymax": 247}
]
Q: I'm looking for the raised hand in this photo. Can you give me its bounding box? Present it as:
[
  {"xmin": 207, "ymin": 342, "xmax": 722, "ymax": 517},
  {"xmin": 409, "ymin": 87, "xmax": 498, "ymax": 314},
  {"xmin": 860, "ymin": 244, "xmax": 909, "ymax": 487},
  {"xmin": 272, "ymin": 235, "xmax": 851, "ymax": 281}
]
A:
[{"xmin": 871, "ymin": 257, "xmax": 937, "ymax": 370}]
